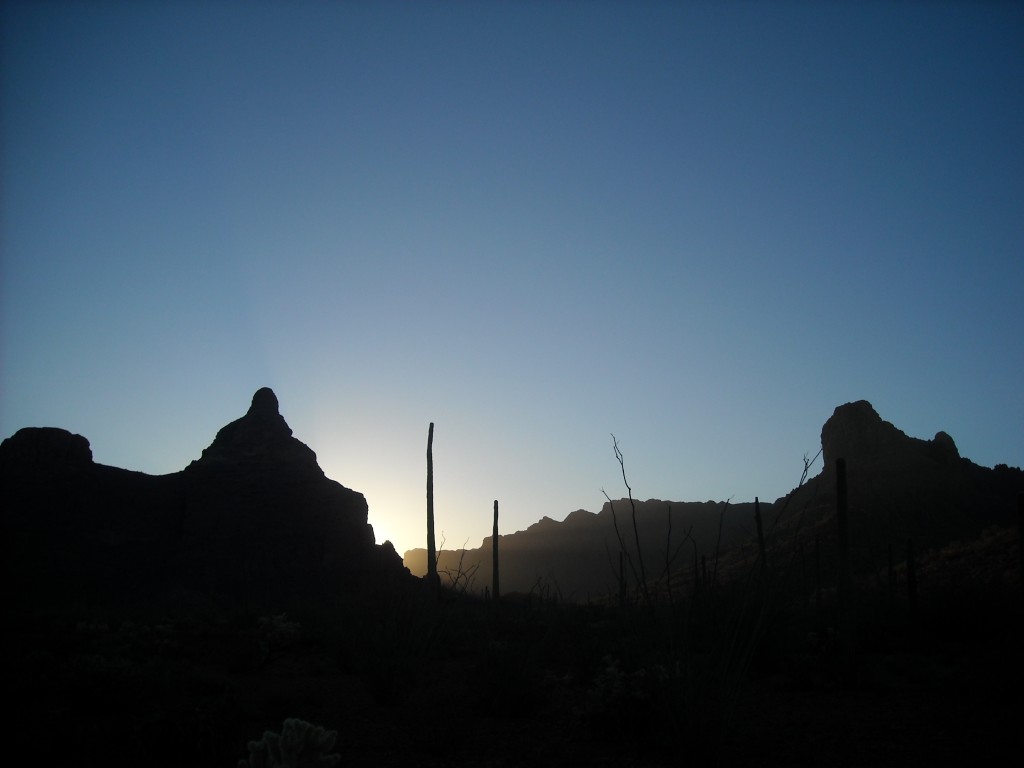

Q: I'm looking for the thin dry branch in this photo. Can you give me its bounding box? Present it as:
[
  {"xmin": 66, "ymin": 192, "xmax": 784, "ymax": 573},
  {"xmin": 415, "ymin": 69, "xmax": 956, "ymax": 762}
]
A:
[{"xmin": 605, "ymin": 434, "xmax": 652, "ymax": 607}]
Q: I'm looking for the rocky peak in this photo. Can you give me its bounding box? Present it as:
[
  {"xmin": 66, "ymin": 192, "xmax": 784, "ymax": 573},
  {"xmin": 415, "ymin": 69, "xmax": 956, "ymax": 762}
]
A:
[
  {"xmin": 932, "ymin": 430, "xmax": 960, "ymax": 459},
  {"xmin": 820, "ymin": 400, "xmax": 965, "ymax": 472},
  {"xmin": 820, "ymin": 400, "xmax": 908, "ymax": 467},
  {"xmin": 249, "ymin": 386, "xmax": 283, "ymax": 419},
  {"xmin": 190, "ymin": 387, "xmax": 319, "ymax": 470}
]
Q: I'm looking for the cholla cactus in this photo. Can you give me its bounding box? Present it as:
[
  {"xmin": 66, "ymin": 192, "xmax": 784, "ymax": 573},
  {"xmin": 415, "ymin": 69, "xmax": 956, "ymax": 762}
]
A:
[{"xmin": 239, "ymin": 718, "xmax": 340, "ymax": 768}]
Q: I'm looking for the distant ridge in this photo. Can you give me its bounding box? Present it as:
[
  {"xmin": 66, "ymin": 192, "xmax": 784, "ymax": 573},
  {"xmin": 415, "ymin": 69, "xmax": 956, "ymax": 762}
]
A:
[
  {"xmin": 407, "ymin": 498, "xmax": 769, "ymax": 600},
  {"xmin": 405, "ymin": 400, "xmax": 1023, "ymax": 601}
]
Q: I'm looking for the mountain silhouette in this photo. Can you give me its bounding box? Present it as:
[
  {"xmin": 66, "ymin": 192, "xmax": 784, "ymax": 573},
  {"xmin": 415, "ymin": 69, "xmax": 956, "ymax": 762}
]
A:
[
  {"xmin": 3, "ymin": 394, "xmax": 1022, "ymax": 768},
  {"xmin": 3, "ymin": 393, "xmax": 1020, "ymax": 613},
  {"xmin": 406, "ymin": 400, "xmax": 1023, "ymax": 601},
  {"xmin": 0, "ymin": 387, "xmax": 410, "ymax": 616},
  {"xmin": 768, "ymin": 400, "xmax": 1023, "ymax": 573},
  {"xmin": 406, "ymin": 499, "xmax": 769, "ymax": 601}
]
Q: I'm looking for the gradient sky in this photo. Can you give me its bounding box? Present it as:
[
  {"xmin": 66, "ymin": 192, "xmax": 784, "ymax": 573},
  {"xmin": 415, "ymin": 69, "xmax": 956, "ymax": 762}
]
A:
[{"xmin": 2, "ymin": 1, "xmax": 1022, "ymax": 557}]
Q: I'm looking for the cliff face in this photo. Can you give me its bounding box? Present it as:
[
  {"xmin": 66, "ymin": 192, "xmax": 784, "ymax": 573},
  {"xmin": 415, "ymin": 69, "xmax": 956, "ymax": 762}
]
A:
[
  {"xmin": 819, "ymin": 399, "xmax": 962, "ymax": 473},
  {"xmin": 0, "ymin": 388, "xmax": 409, "ymax": 616},
  {"xmin": 769, "ymin": 400, "xmax": 1023, "ymax": 571}
]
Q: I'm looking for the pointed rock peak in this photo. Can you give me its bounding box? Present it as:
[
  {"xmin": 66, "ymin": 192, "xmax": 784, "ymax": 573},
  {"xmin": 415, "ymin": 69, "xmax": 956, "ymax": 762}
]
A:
[
  {"xmin": 224, "ymin": 387, "xmax": 292, "ymax": 439},
  {"xmin": 248, "ymin": 387, "xmax": 280, "ymax": 417},
  {"xmin": 932, "ymin": 430, "xmax": 960, "ymax": 459},
  {"xmin": 233, "ymin": 387, "xmax": 289, "ymax": 438},
  {"xmin": 190, "ymin": 388, "xmax": 319, "ymax": 470}
]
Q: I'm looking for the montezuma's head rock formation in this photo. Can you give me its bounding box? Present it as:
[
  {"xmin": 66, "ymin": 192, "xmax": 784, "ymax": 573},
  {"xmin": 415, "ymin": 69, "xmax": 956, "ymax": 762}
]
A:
[
  {"xmin": 775, "ymin": 400, "xmax": 1022, "ymax": 568},
  {"xmin": 1, "ymin": 388, "xmax": 410, "ymax": 617},
  {"xmin": 820, "ymin": 399, "xmax": 962, "ymax": 471}
]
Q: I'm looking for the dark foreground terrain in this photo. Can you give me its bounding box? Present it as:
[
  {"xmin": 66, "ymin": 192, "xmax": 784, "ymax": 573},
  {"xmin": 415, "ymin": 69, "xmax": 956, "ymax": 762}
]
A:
[{"xmin": 6, "ymin": 549, "xmax": 1022, "ymax": 768}]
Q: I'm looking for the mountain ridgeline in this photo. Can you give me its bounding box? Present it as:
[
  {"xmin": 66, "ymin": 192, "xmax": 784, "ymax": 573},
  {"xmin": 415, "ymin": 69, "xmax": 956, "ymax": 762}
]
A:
[
  {"xmin": 405, "ymin": 400, "xmax": 1024, "ymax": 601},
  {"xmin": 2, "ymin": 393, "xmax": 1021, "ymax": 613},
  {"xmin": 1, "ymin": 388, "xmax": 411, "ymax": 616},
  {"xmin": 5, "ymin": 393, "xmax": 1022, "ymax": 768},
  {"xmin": 405, "ymin": 499, "xmax": 768, "ymax": 601}
]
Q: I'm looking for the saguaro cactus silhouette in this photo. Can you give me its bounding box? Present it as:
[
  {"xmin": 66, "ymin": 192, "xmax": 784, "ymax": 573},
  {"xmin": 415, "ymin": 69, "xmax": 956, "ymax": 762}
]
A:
[
  {"xmin": 1018, "ymin": 493, "xmax": 1023, "ymax": 607},
  {"xmin": 835, "ymin": 458, "xmax": 856, "ymax": 678},
  {"xmin": 492, "ymin": 499, "xmax": 500, "ymax": 602},
  {"xmin": 906, "ymin": 538, "xmax": 918, "ymax": 620},
  {"xmin": 426, "ymin": 422, "xmax": 438, "ymax": 591},
  {"xmin": 836, "ymin": 459, "xmax": 851, "ymax": 614},
  {"xmin": 754, "ymin": 496, "xmax": 766, "ymax": 573}
]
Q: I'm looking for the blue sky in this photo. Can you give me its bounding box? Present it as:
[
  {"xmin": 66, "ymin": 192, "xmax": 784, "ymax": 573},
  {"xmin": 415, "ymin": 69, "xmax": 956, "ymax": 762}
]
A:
[{"xmin": 3, "ymin": 1, "xmax": 1022, "ymax": 556}]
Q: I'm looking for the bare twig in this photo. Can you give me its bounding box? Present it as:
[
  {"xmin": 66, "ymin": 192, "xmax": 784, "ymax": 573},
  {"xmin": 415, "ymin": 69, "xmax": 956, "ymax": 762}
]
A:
[
  {"xmin": 439, "ymin": 537, "xmax": 479, "ymax": 594},
  {"xmin": 602, "ymin": 486, "xmax": 639, "ymax": 604},
  {"xmin": 616, "ymin": 436, "xmax": 649, "ymax": 598},
  {"xmin": 611, "ymin": 434, "xmax": 650, "ymax": 606}
]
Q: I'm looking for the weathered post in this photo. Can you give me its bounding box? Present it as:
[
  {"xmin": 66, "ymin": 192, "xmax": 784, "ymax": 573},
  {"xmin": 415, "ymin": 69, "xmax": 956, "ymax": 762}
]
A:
[
  {"xmin": 619, "ymin": 550, "xmax": 626, "ymax": 609},
  {"xmin": 836, "ymin": 459, "xmax": 851, "ymax": 608},
  {"xmin": 692, "ymin": 543, "xmax": 700, "ymax": 598},
  {"xmin": 799, "ymin": 541, "xmax": 807, "ymax": 609},
  {"xmin": 492, "ymin": 499, "xmax": 500, "ymax": 603},
  {"xmin": 906, "ymin": 538, "xmax": 918, "ymax": 621},
  {"xmin": 888, "ymin": 543, "xmax": 896, "ymax": 604},
  {"xmin": 1018, "ymin": 494, "xmax": 1024, "ymax": 608},
  {"xmin": 836, "ymin": 458, "xmax": 855, "ymax": 679},
  {"xmin": 814, "ymin": 536, "xmax": 822, "ymax": 614}
]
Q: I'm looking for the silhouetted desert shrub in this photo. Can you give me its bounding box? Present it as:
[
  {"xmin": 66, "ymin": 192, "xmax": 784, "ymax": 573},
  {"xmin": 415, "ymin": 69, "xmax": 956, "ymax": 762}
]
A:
[{"xmin": 238, "ymin": 717, "xmax": 340, "ymax": 767}]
